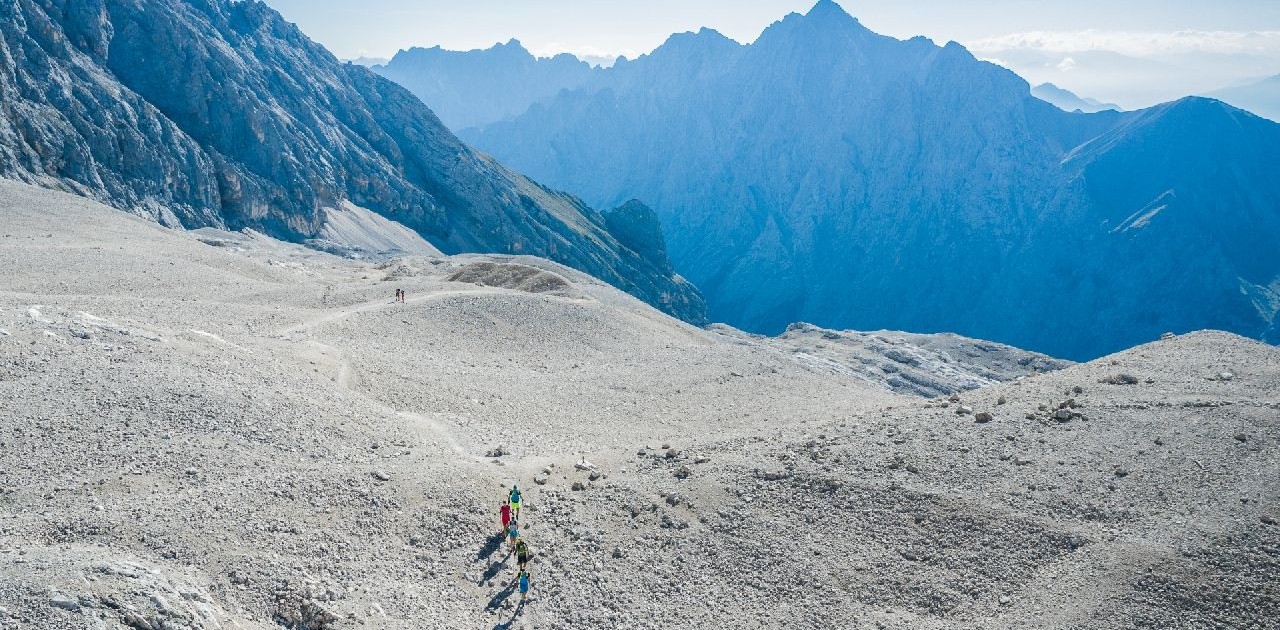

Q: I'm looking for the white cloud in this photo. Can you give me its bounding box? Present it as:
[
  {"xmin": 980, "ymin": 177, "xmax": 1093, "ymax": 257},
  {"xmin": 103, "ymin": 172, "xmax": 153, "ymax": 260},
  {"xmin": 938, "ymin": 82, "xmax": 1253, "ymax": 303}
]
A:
[
  {"xmin": 1056, "ymin": 56, "xmax": 1077, "ymax": 72},
  {"xmin": 967, "ymin": 29, "xmax": 1280, "ymax": 58}
]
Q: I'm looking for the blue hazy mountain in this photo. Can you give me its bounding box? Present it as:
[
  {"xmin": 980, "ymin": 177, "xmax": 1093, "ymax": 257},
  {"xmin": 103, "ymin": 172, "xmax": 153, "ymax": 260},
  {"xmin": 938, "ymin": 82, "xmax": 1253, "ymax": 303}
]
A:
[
  {"xmin": 1208, "ymin": 74, "xmax": 1280, "ymax": 122},
  {"xmin": 373, "ymin": 40, "xmax": 597, "ymax": 131},
  {"xmin": 0, "ymin": 0, "xmax": 704, "ymax": 323},
  {"xmin": 1032, "ymin": 83, "xmax": 1121, "ymax": 113},
  {"xmin": 455, "ymin": 0, "xmax": 1280, "ymax": 359}
]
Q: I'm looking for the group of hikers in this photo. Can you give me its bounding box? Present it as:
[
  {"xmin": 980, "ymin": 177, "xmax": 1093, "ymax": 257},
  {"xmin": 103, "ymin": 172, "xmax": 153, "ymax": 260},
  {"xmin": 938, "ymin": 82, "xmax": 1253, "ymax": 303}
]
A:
[{"xmin": 498, "ymin": 484, "xmax": 533, "ymax": 601}]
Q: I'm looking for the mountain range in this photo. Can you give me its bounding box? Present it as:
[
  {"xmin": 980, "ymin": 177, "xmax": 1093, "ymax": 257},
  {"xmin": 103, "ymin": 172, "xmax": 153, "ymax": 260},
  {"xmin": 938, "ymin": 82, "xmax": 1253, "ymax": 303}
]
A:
[
  {"xmin": 445, "ymin": 0, "xmax": 1280, "ymax": 360},
  {"xmin": 1031, "ymin": 83, "xmax": 1120, "ymax": 113},
  {"xmin": 0, "ymin": 0, "xmax": 704, "ymax": 323},
  {"xmin": 372, "ymin": 40, "xmax": 596, "ymax": 131}
]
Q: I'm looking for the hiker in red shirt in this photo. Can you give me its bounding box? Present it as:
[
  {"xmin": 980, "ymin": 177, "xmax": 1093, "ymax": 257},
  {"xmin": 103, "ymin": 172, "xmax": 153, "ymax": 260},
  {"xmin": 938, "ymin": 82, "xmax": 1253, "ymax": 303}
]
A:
[{"xmin": 499, "ymin": 500, "xmax": 511, "ymax": 535}]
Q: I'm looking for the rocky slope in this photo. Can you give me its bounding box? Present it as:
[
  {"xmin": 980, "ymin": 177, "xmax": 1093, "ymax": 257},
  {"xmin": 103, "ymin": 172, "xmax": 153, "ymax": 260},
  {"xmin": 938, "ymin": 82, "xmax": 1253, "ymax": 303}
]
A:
[
  {"xmin": 2, "ymin": 180, "xmax": 1277, "ymax": 629},
  {"xmin": 713, "ymin": 322, "xmax": 1070, "ymax": 398},
  {"xmin": 372, "ymin": 40, "xmax": 597, "ymax": 131},
  {"xmin": 457, "ymin": 0, "xmax": 1280, "ymax": 359},
  {"xmin": 0, "ymin": 0, "xmax": 704, "ymax": 323}
]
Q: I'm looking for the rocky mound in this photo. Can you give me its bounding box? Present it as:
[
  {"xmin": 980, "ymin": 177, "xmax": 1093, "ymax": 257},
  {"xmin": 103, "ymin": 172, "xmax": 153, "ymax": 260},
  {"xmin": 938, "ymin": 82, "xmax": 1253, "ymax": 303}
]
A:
[
  {"xmin": 447, "ymin": 261, "xmax": 578, "ymax": 296},
  {"xmin": 712, "ymin": 322, "xmax": 1070, "ymax": 397}
]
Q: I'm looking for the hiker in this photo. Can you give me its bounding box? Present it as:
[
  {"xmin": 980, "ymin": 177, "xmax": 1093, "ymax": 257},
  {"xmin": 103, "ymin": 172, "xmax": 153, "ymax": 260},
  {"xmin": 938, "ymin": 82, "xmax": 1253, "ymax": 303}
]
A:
[
  {"xmin": 509, "ymin": 484, "xmax": 522, "ymax": 519},
  {"xmin": 507, "ymin": 517, "xmax": 519, "ymax": 550},
  {"xmin": 515, "ymin": 538, "xmax": 530, "ymax": 572},
  {"xmin": 518, "ymin": 569, "xmax": 531, "ymax": 601},
  {"xmin": 499, "ymin": 500, "xmax": 511, "ymax": 535}
]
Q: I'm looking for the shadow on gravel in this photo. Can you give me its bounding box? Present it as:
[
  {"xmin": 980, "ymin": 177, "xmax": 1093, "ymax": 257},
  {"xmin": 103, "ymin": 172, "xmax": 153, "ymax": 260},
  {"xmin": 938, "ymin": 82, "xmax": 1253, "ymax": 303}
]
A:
[
  {"xmin": 479, "ymin": 559, "xmax": 507, "ymax": 586},
  {"xmin": 478, "ymin": 532, "xmax": 506, "ymax": 561},
  {"xmin": 484, "ymin": 581, "xmax": 517, "ymax": 613},
  {"xmin": 492, "ymin": 598, "xmax": 526, "ymax": 629}
]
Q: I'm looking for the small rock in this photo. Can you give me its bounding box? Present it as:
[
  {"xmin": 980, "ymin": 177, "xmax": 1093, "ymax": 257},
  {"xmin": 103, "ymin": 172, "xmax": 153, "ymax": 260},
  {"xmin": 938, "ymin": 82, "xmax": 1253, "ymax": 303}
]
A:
[
  {"xmin": 48, "ymin": 593, "xmax": 80, "ymax": 612},
  {"xmin": 665, "ymin": 493, "xmax": 681, "ymax": 507},
  {"xmin": 70, "ymin": 328, "xmax": 91, "ymax": 340},
  {"xmin": 1113, "ymin": 468, "xmax": 1130, "ymax": 478},
  {"xmin": 371, "ymin": 470, "xmax": 391, "ymax": 482},
  {"xmin": 1233, "ymin": 433, "xmax": 1248, "ymax": 443},
  {"xmin": 484, "ymin": 445, "xmax": 506, "ymax": 458},
  {"xmin": 533, "ymin": 474, "xmax": 549, "ymax": 486},
  {"xmin": 1071, "ymin": 385, "xmax": 1084, "ymax": 394},
  {"xmin": 612, "ymin": 546, "xmax": 625, "ymax": 558},
  {"xmin": 974, "ymin": 411, "xmax": 994, "ymax": 423},
  {"xmin": 956, "ymin": 405, "xmax": 973, "ymax": 416},
  {"xmin": 1262, "ymin": 514, "xmax": 1276, "ymax": 525},
  {"xmin": 122, "ymin": 612, "xmax": 153, "ymax": 629},
  {"xmin": 693, "ymin": 455, "xmax": 710, "ymax": 464},
  {"xmin": 1100, "ymin": 374, "xmax": 1140, "ymax": 385},
  {"xmin": 184, "ymin": 467, "xmax": 199, "ymax": 476},
  {"xmin": 1217, "ymin": 372, "xmax": 1235, "ymax": 382},
  {"xmin": 1160, "ymin": 332, "xmax": 1175, "ymax": 340},
  {"xmin": 661, "ymin": 443, "xmax": 671, "ymax": 449},
  {"xmin": 571, "ymin": 481, "xmax": 586, "ymax": 491},
  {"xmin": 996, "ymin": 396, "xmax": 1007, "ymax": 405},
  {"xmin": 588, "ymin": 470, "xmax": 602, "ymax": 481},
  {"xmin": 999, "ymin": 594, "xmax": 1011, "ymax": 606},
  {"xmin": 674, "ymin": 465, "xmax": 692, "ymax": 479},
  {"xmin": 948, "ymin": 393, "xmax": 961, "ymax": 403},
  {"xmin": 1053, "ymin": 409, "xmax": 1073, "ymax": 422}
]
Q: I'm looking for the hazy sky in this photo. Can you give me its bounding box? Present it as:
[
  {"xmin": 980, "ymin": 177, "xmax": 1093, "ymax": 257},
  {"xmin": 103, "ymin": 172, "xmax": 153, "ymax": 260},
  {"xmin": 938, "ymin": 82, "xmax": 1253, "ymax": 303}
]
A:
[{"xmin": 264, "ymin": 0, "xmax": 1280, "ymax": 107}]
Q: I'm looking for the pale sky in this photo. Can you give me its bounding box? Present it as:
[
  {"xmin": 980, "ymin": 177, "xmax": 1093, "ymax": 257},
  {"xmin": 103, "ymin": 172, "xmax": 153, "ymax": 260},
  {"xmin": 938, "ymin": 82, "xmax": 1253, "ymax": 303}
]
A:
[{"xmin": 264, "ymin": 0, "xmax": 1280, "ymax": 108}]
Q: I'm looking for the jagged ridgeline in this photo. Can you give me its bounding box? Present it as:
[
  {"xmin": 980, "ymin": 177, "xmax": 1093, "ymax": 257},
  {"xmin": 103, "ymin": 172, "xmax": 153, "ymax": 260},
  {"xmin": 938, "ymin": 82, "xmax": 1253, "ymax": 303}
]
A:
[
  {"xmin": 0, "ymin": 0, "xmax": 706, "ymax": 324},
  {"xmin": 457, "ymin": 0, "xmax": 1280, "ymax": 360}
]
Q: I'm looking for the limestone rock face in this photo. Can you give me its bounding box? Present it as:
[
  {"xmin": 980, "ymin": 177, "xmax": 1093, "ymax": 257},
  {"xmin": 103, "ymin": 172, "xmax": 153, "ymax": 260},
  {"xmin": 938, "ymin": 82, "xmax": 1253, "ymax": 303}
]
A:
[{"xmin": 0, "ymin": 0, "xmax": 705, "ymax": 324}]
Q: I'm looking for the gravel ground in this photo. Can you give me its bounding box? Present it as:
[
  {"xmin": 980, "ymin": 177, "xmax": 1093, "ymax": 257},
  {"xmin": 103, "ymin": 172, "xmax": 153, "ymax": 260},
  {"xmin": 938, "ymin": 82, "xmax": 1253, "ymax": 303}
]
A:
[{"xmin": 1, "ymin": 180, "xmax": 1276, "ymax": 629}]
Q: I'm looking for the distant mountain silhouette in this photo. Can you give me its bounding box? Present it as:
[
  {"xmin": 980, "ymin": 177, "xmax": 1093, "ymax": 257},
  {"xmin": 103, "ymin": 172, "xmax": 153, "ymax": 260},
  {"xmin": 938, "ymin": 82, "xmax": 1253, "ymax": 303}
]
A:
[
  {"xmin": 373, "ymin": 40, "xmax": 596, "ymax": 131},
  {"xmin": 0, "ymin": 0, "xmax": 704, "ymax": 323},
  {"xmin": 448, "ymin": 0, "xmax": 1280, "ymax": 358},
  {"xmin": 1032, "ymin": 83, "xmax": 1120, "ymax": 113},
  {"xmin": 1208, "ymin": 75, "xmax": 1280, "ymax": 122}
]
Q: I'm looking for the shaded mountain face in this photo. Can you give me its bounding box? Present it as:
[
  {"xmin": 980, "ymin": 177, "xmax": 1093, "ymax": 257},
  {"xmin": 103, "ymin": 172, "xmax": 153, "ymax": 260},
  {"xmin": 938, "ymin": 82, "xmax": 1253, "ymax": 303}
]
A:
[
  {"xmin": 0, "ymin": 0, "xmax": 704, "ymax": 324},
  {"xmin": 457, "ymin": 0, "xmax": 1280, "ymax": 359},
  {"xmin": 1032, "ymin": 83, "xmax": 1120, "ymax": 113},
  {"xmin": 373, "ymin": 40, "xmax": 597, "ymax": 131}
]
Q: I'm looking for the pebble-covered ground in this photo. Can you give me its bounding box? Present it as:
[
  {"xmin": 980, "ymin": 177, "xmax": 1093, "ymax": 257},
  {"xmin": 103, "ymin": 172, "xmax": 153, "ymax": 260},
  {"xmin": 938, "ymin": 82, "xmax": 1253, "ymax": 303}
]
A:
[{"xmin": 1, "ymin": 181, "xmax": 1276, "ymax": 629}]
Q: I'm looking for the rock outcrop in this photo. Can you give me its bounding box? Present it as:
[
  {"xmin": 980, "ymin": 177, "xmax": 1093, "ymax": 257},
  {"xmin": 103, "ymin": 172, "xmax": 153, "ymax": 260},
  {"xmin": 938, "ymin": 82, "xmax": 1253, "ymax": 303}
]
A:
[{"xmin": 0, "ymin": 0, "xmax": 705, "ymax": 324}]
